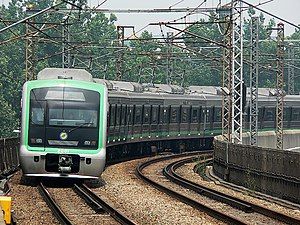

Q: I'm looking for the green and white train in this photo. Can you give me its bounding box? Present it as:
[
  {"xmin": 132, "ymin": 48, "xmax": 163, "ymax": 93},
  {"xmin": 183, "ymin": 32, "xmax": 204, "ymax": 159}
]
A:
[{"xmin": 19, "ymin": 68, "xmax": 108, "ymax": 179}]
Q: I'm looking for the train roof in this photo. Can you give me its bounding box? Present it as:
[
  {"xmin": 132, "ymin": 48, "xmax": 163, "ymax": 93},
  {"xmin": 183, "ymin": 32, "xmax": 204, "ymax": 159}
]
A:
[{"xmin": 37, "ymin": 68, "xmax": 93, "ymax": 82}]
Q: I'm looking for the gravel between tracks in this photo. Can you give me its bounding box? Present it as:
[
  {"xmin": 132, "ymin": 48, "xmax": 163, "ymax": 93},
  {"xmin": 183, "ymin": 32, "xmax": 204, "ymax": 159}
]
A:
[
  {"xmin": 95, "ymin": 157, "xmax": 224, "ymax": 225},
  {"xmin": 9, "ymin": 171, "xmax": 59, "ymax": 225},
  {"xmin": 48, "ymin": 187, "xmax": 119, "ymax": 225},
  {"xmin": 144, "ymin": 157, "xmax": 283, "ymax": 225},
  {"xmin": 9, "ymin": 155, "xmax": 300, "ymax": 224},
  {"xmin": 176, "ymin": 161, "xmax": 300, "ymax": 221}
]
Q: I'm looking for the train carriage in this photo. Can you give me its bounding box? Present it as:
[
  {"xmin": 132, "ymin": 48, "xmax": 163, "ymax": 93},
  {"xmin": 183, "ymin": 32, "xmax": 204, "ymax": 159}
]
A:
[{"xmin": 19, "ymin": 68, "xmax": 108, "ymax": 180}]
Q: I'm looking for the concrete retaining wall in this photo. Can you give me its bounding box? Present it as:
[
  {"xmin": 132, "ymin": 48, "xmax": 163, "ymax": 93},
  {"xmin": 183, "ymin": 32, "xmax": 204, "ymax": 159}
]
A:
[
  {"xmin": 242, "ymin": 130, "xmax": 300, "ymax": 150},
  {"xmin": 213, "ymin": 130, "xmax": 300, "ymax": 204}
]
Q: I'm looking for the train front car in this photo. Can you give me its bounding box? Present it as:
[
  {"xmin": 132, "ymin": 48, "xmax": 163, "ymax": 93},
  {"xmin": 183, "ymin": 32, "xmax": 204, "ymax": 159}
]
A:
[{"xmin": 19, "ymin": 68, "xmax": 108, "ymax": 180}]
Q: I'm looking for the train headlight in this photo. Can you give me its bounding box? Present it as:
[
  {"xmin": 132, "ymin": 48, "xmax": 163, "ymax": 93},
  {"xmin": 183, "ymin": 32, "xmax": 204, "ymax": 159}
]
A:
[
  {"xmin": 30, "ymin": 138, "xmax": 43, "ymax": 144},
  {"xmin": 84, "ymin": 141, "xmax": 96, "ymax": 146},
  {"xmin": 84, "ymin": 141, "xmax": 91, "ymax": 146}
]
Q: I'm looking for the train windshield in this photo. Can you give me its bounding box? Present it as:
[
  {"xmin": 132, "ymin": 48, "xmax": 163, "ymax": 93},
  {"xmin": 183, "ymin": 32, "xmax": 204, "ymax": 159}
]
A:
[
  {"xmin": 28, "ymin": 87, "xmax": 100, "ymax": 149},
  {"xmin": 30, "ymin": 87, "xmax": 99, "ymax": 127}
]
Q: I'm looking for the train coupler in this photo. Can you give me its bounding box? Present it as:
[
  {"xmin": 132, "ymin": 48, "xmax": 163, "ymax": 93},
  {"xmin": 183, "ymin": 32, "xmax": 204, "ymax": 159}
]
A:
[{"xmin": 58, "ymin": 155, "xmax": 73, "ymax": 173}]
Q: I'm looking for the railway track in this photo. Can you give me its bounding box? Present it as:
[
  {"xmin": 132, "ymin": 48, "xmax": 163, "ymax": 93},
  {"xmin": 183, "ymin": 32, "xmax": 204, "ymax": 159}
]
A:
[
  {"xmin": 136, "ymin": 151, "xmax": 300, "ymax": 225},
  {"xmin": 136, "ymin": 151, "xmax": 246, "ymax": 225},
  {"xmin": 38, "ymin": 181, "xmax": 136, "ymax": 225},
  {"xmin": 165, "ymin": 156, "xmax": 300, "ymax": 224}
]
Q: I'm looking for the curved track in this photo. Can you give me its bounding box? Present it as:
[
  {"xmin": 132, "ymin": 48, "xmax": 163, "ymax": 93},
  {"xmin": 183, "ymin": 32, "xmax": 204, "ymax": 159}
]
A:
[
  {"xmin": 38, "ymin": 182, "xmax": 136, "ymax": 225},
  {"xmin": 164, "ymin": 156, "xmax": 300, "ymax": 225},
  {"xmin": 136, "ymin": 151, "xmax": 247, "ymax": 225}
]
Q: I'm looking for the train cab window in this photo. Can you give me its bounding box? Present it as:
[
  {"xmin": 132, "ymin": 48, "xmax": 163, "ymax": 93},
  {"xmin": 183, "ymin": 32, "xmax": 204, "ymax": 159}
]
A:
[
  {"xmin": 171, "ymin": 107, "xmax": 179, "ymax": 123},
  {"xmin": 143, "ymin": 106, "xmax": 151, "ymax": 124},
  {"xmin": 31, "ymin": 107, "xmax": 45, "ymax": 125},
  {"xmin": 134, "ymin": 106, "xmax": 142, "ymax": 124}
]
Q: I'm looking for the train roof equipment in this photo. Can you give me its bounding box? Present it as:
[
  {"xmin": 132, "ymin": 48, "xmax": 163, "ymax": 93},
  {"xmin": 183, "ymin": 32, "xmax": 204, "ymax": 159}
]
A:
[{"xmin": 37, "ymin": 68, "xmax": 93, "ymax": 82}]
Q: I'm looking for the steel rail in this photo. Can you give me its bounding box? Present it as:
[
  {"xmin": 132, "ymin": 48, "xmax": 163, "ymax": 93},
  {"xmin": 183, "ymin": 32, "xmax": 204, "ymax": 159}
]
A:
[
  {"xmin": 74, "ymin": 184, "xmax": 137, "ymax": 225},
  {"xmin": 37, "ymin": 182, "xmax": 73, "ymax": 225},
  {"xmin": 135, "ymin": 151, "xmax": 246, "ymax": 225},
  {"xmin": 168, "ymin": 157, "xmax": 300, "ymax": 225},
  {"xmin": 164, "ymin": 157, "xmax": 253, "ymax": 212}
]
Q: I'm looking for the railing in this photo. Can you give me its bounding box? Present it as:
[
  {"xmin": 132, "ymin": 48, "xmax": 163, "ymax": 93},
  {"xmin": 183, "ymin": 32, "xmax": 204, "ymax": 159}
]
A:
[
  {"xmin": 213, "ymin": 133, "xmax": 300, "ymax": 204},
  {"xmin": 0, "ymin": 138, "xmax": 19, "ymax": 175}
]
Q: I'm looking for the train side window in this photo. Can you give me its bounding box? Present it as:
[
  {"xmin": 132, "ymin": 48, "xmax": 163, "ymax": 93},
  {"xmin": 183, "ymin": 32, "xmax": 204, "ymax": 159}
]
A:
[
  {"xmin": 265, "ymin": 108, "xmax": 275, "ymax": 121},
  {"xmin": 134, "ymin": 106, "xmax": 142, "ymax": 124},
  {"xmin": 160, "ymin": 107, "xmax": 169, "ymax": 124},
  {"xmin": 121, "ymin": 105, "xmax": 126, "ymax": 125},
  {"xmin": 171, "ymin": 107, "xmax": 179, "ymax": 123},
  {"xmin": 181, "ymin": 107, "xmax": 189, "ymax": 123},
  {"xmin": 292, "ymin": 108, "xmax": 300, "ymax": 121},
  {"xmin": 127, "ymin": 106, "xmax": 133, "ymax": 125},
  {"xmin": 110, "ymin": 105, "xmax": 116, "ymax": 126},
  {"xmin": 192, "ymin": 108, "xmax": 198, "ymax": 123},
  {"xmin": 115, "ymin": 105, "xmax": 121, "ymax": 126},
  {"xmin": 214, "ymin": 107, "xmax": 222, "ymax": 122},
  {"xmin": 151, "ymin": 106, "xmax": 158, "ymax": 124},
  {"xmin": 143, "ymin": 106, "xmax": 151, "ymax": 124},
  {"xmin": 258, "ymin": 108, "xmax": 264, "ymax": 121},
  {"xmin": 205, "ymin": 108, "xmax": 210, "ymax": 123},
  {"xmin": 283, "ymin": 107, "xmax": 290, "ymax": 121}
]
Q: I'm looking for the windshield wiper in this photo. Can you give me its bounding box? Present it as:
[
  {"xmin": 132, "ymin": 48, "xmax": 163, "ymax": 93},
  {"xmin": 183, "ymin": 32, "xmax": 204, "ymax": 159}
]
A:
[{"xmin": 68, "ymin": 122, "xmax": 94, "ymax": 133}]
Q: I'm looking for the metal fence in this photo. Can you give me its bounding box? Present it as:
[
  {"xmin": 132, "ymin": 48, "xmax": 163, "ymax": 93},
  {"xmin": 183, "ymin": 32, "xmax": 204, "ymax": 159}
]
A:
[{"xmin": 0, "ymin": 138, "xmax": 19, "ymax": 175}]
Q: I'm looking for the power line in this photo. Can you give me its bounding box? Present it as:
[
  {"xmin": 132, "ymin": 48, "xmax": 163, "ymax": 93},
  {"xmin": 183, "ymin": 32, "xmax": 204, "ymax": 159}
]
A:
[{"xmin": 240, "ymin": 0, "xmax": 300, "ymax": 30}]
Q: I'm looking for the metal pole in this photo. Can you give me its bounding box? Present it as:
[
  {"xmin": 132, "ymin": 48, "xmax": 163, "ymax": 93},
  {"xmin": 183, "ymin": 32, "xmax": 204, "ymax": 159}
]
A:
[
  {"xmin": 287, "ymin": 43, "xmax": 295, "ymax": 95},
  {"xmin": 116, "ymin": 26, "xmax": 125, "ymax": 80},
  {"xmin": 276, "ymin": 23, "xmax": 285, "ymax": 150},
  {"xmin": 166, "ymin": 32, "xmax": 173, "ymax": 85},
  {"xmin": 249, "ymin": 17, "xmax": 259, "ymax": 146},
  {"xmin": 62, "ymin": 19, "xmax": 71, "ymax": 68},
  {"xmin": 25, "ymin": 19, "xmax": 35, "ymax": 81},
  {"xmin": 231, "ymin": 0, "xmax": 243, "ymax": 144},
  {"xmin": 221, "ymin": 9, "xmax": 232, "ymax": 143}
]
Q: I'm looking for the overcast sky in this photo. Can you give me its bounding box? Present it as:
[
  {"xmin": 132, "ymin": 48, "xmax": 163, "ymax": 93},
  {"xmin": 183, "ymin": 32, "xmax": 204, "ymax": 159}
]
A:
[
  {"xmin": 89, "ymin": 0, "xmax": 300, "ymax": 36},
  {"xmin": 1, "ymin": 0, "xmax": 300, "ymax": 36}
]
